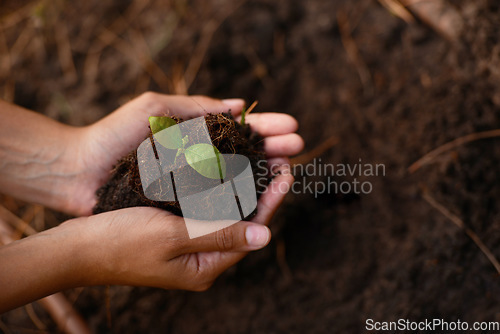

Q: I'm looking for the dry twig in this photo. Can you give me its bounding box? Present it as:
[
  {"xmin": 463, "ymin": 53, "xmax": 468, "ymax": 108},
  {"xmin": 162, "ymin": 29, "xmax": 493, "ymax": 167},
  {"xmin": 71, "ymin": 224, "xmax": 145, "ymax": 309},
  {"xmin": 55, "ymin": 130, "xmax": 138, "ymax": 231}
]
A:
[
  {"xmin": 128, "ymin": 27, "xmax": 173, "ymax": 93},
  {"xmin": 37, "ymin": 294, "xmax": 91, "ymax": 334},
  {"xmin": 291, "ymin": 135, "xmax": 339, "ymax": 166},
  {"xmin": 422, "ymin": 191, "xmax": 500, "ymax": 275},
  {"xmin": 245, "ymin": 100, "xmax": 258, "ymax": 115},
  {"xmin": 276, "ymin": 238, "xmax": 293, "ymax": 282},
  {"xmin": 181, "ymin": 20, "xmax": 218, "ymax": 93},
  {"xmin": 101, "ymin": 27, "xmax": 172, "ymax": 92},
  {"xmin": 0, "ymin": 204, "xmax": 37, "ymax": 236},
  {"xmin": 83, "ymin": 0, "xmax": 151, "ymax": 83},
  {"xmin": 337, "ymin": 10, "xmax": 372, "ymax": 91},
  {"xmin": 377, "ymin": 0, "xmax": 463, "ymax": 41},
  {"xmin": 10, "ymin": 24, "xmax": 34, "ymax": 62},
  {"xmin": 408, "ymin": 129, "xmax": 500, "ymax": 173},
  {"xmin": 0, "ymin": 2, "xmax": 36, "ymax": 30},
  {"xmin": 182, "ymin": 0, "xmax": 247, "ymax": 93},
  {"xmin": 24, "ymin": 303, "xmax": 47, "ymax": 331},
  {"xmin": 54, "ymin": 21, "xmax": 77, "ymax": 85},
  {"xmin": 0, "ymin": 26, "xmax": 14, "ymax": 101},
  {"xmin": 377, "ymin": 0, "xmax": 415, "ymax": 24},
  {"xmin": 244, "ymin": 45, "xmax": 272, "ymax": 89},
  {"xmin": 400, "ymin": 0, "xmax": 463, "ymax": 41}
]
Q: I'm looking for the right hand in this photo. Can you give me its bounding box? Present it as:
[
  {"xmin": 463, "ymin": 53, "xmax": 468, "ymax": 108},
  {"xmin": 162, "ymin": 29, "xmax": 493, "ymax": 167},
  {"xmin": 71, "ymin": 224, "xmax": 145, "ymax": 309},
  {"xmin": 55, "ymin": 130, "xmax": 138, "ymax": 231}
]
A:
[{"xmin": 70, "ymin": 163, "xmax": 293, "ymax": 291}]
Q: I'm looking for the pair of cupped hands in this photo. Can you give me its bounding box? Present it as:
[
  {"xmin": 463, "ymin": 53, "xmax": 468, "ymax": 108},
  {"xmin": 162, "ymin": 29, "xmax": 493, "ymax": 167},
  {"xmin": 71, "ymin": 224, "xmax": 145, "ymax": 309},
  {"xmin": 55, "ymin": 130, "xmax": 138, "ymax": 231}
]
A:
[{"xmin": 18, "ymin": 93, "xmax": 303, "ymax": 299}]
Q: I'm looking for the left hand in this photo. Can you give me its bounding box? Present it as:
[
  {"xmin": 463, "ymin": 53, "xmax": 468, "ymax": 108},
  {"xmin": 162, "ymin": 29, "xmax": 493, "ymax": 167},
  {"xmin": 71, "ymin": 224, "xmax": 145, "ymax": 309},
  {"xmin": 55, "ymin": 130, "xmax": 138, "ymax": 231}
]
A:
[{"xmin": 64, "ymin": 92, "xmax": 303, "ymax": 216}]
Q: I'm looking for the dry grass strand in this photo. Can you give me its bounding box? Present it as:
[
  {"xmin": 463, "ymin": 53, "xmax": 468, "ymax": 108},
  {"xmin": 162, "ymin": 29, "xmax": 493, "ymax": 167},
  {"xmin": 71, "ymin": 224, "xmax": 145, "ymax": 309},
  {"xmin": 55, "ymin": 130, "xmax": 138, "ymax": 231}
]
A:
[
  {"xmin": 422, "ymin": 191, "xmax": 500, "ymax": 275},
  {"xmin": 408, "ymin": 129, "xmax": 500, "ymax": 173}
]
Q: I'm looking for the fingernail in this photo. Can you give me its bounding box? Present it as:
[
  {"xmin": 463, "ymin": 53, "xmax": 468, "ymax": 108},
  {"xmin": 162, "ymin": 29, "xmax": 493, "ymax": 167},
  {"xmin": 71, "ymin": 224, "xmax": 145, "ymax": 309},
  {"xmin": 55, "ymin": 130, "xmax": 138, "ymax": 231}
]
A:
[
  {"xmin": 222, "ymin": 98, "xmax": 245, "ymax": 110},
  {"xmin": 245, "ymin": 225, "xmax": 270, "ymax": 248}
]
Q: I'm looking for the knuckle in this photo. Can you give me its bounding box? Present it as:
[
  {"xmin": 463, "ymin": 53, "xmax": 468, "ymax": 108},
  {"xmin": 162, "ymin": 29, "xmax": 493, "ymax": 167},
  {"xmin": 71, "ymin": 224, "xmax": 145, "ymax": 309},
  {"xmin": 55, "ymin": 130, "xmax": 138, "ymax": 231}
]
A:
[
  {"xmin": 139, "ymin": 91, "xmax": 158, "ymax": 103},
  {"xmin": 192, "ymin": 95, "xmax": 218, "ymax": 106},
  {"xmin": 137, "ymin": 91, "xmax": 169, "ymax": 116},
  {"xmin": 191, "ymin": 94, "xmax": 208, "ymax": 101},
  {"xmin": 192, "ymin": 280, "xmax": 214, "ymax": 292},
  {"xmin": 185, "ymin": 268, "xmax": 216, "ymax": 292},
  {"xmin": 215, "ymin": 228, "xmax": 235, "ymax": 251}
]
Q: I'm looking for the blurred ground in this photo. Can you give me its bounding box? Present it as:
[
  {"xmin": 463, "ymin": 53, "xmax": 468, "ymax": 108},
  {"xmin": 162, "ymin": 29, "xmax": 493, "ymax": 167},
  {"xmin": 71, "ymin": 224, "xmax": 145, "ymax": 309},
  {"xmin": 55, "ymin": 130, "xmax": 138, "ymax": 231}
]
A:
[{"xmin": 1, "ymin": 0, "xmax": 500, "ymax": 333}]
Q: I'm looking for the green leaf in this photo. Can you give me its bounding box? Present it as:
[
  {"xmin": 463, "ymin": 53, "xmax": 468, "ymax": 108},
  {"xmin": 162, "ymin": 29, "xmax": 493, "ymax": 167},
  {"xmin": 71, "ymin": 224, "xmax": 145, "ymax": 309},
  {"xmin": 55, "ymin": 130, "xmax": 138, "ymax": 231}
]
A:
[
  {"xmin": 181, "ymin": 135, "xmax": 189, "ymax": 148},
  {"xmin": 149, "ymin": 116, "xmax": 176, "ymax": 134},
  {"xmin": 185, "ymin": 144, "xmax": 226, "ymax": 179},
  {"xmin": 149, "ymin": 116, "xmax": 183, "ymax": 149},
  {"xmin": 240, "ymin": 107, "xmax": 247, "ymax": 125}
]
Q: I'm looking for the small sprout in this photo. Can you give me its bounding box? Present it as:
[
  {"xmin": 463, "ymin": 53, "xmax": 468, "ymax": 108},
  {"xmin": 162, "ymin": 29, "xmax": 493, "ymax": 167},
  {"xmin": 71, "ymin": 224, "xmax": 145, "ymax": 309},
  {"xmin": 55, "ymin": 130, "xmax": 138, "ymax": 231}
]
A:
[
  {"xmin": 240, "ymin": 100, "xmax": 258, "ymax": 125},
  {"xmin": 149, "ymin": 116, "xmax": 177, "ymax": 135},
  {"xmin": 149, "ymin": 116, "xmax": 183, "ymax": 149},
  {"xmin": 182, "ymin": 135, "xmax": 189, "ymax": 146},
  {"xmin": 240, "ymin": 107, "xmax": 247, "ymax": 125},
  {"xmin": 149, "ymin": 116, "xmax": 226, "ymax": 179}
]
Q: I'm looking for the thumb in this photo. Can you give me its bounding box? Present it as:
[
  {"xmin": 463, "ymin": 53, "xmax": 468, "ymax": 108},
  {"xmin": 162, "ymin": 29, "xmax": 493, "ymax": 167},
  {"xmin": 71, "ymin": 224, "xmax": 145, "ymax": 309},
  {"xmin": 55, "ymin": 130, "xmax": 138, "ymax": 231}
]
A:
[
  {"xmin": 92, "ymin": 93, "xmax": 245, "ymax": 161},
  {"xmin": 107, "ymin": 93, "xmax": 244, "ymax": 130},
  {"xmin": 183, "ymin": 222, "xmax": 271, "ymax": 253}
]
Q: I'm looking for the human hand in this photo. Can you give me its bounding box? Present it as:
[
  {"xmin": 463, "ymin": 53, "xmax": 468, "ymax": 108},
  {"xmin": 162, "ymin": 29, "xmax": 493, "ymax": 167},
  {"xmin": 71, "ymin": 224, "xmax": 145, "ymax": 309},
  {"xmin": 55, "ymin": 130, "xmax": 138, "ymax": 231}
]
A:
[
  {"xmin": 0, "ymin": 160, "xmax": 294, "ymax": 312},
  {"xmin": 73, "ymin": 162, "xmax": 293, "ymax": 290},
  {"xmin": 65, "ymin": 92, "xmax": 303, "ymax": 216}
]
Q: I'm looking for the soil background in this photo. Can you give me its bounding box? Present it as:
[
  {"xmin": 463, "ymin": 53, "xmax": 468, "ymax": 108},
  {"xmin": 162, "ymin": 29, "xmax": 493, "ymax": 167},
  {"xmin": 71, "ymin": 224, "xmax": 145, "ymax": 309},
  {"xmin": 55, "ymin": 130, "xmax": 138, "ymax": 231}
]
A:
[{"xmin": 1, "ymin": 0, "xmax": 500, "ymax": 333}]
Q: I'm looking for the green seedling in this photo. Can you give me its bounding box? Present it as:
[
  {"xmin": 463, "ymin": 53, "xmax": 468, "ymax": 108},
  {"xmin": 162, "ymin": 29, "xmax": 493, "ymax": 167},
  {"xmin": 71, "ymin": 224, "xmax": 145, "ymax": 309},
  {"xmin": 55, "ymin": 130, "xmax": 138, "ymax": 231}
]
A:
[
  {"xmin": 149, "ymin": 116, "xmax": 226, "ymax": 179},
  {"xmin": 240, "ymin": 100, "xmax": 258, "ymax": 126}
]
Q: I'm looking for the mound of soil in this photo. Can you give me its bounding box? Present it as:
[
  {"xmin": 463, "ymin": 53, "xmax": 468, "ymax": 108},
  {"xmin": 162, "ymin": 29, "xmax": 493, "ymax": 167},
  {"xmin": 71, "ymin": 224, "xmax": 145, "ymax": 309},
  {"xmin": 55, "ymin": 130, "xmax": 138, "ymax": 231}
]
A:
[{"xmin": 92, "ymin": 113, "xmax": 267, "ymax": 217}]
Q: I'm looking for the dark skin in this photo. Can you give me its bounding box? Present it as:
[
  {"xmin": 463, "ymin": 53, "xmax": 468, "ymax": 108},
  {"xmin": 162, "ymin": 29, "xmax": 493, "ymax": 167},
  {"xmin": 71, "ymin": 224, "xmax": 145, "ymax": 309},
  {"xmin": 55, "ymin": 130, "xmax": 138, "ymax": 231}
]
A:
[{"xmin": 0, "ymin": 93, "xmax": 303, "ymax": 313}]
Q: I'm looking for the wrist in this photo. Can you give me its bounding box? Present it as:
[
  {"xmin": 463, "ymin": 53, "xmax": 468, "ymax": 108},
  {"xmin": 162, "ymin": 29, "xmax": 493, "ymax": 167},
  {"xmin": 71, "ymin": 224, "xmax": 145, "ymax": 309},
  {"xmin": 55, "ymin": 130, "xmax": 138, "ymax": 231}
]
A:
[
  {"xmin": 0, "ymin": 101, "xmax": 94, "ymax": 215},
  {"xmin": 52, "ymin": 216, "xmax": 106, "ymax": 287},
  {"xmin": 0, "ymin": 217, "xmax": 94, "ymax": 311},
  {"xmin": 54, "ymin": 126, "xmax": 100, "ymax": 216},
  {"xmin": 62, "ymin": 213, "xmax": 130, "ymax": 287}
]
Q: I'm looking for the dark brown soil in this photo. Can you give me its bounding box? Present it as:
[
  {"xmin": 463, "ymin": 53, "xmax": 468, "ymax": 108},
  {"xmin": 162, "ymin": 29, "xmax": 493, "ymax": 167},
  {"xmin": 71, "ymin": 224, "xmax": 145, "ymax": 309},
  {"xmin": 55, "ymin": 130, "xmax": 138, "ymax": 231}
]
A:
[
  {"xmin": 2, "ymin": 0, "xmax": 500, "ymax": 333},
  {"xmin": 92, "ymin": 113, "xmax": 267, "ymax": 218}
]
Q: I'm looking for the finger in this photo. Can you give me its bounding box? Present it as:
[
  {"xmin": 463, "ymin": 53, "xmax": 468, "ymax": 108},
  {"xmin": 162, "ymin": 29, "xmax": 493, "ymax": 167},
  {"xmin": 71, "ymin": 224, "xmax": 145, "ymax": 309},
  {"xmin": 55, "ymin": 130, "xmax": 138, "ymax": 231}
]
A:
[
  {"xmin": 252, "ymin": 162, "xmax": 294, "ymax": 225},
  {"xmin": 195, "ymin": 251, "xmax": 247, "ymax": 282},
  {"xmin": 264, "ymin": 133, "xmax": 304, "ymax": 157},
  {"xmin": 94, "ymin": 93, "xmax": 244, "ymax": 161},
  {"xmin": 182, "ymin": 163, "xmax": 293, "ymax": 282},
  {"xmin": 235, "ymin": 113, "xmax": 299, "ymax": 136},
  {"xmin": 182, "ymin": 222, "xmax": 271, "ymax": 254},
  {"xmin": 221, "ymin": 99, "xmax": 245, "ymax": 115},
  {"xmin": 116, "ymin": 93, "xmax": 244, "ymax": 122},
  {"xmin": 146, "ymin": 95, "xmax": 244, "ymax": 118}
]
